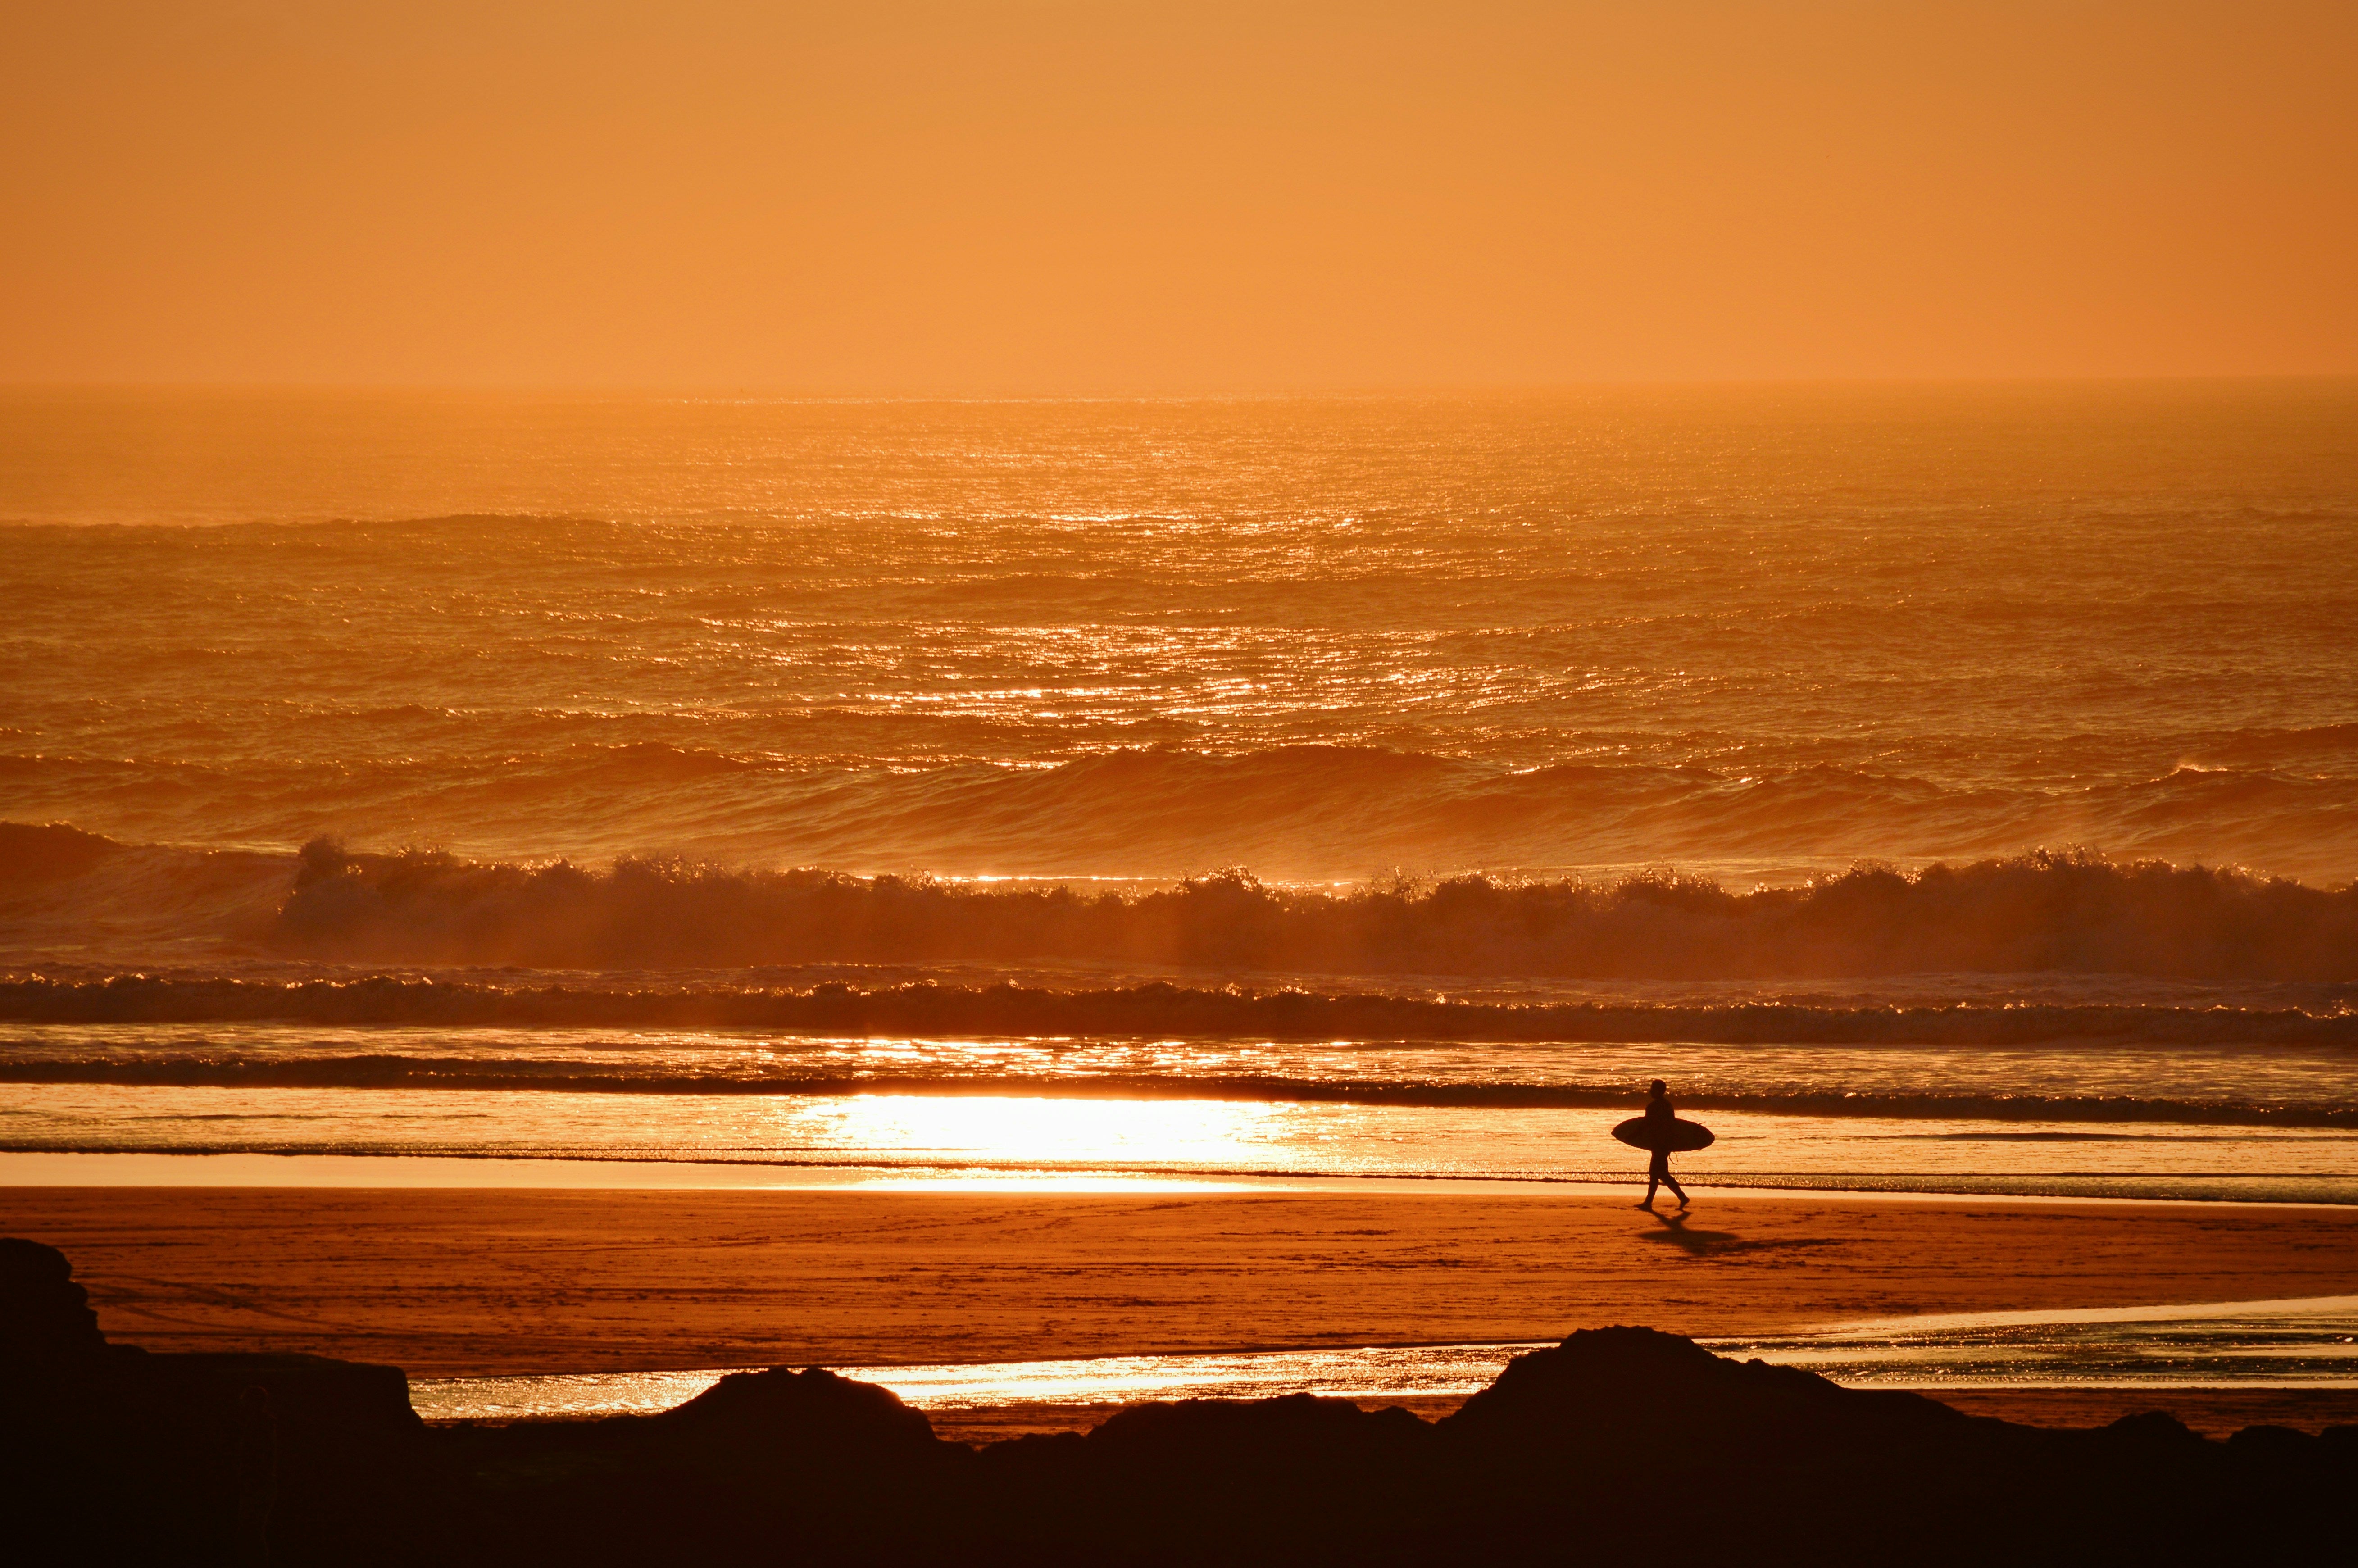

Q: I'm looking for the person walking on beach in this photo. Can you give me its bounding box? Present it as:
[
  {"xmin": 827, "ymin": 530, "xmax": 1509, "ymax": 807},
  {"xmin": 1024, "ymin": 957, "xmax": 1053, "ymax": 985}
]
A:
[{"xmin": 1639, "ymin": 1078, "xmax": 1689, "ymax": 1211}]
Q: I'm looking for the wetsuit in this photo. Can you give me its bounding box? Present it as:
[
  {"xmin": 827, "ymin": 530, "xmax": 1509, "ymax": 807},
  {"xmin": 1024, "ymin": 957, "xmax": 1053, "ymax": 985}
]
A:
[{"xmin": 1642, "ymin": 1092, "xmax": 1687, "ymax": 1207}]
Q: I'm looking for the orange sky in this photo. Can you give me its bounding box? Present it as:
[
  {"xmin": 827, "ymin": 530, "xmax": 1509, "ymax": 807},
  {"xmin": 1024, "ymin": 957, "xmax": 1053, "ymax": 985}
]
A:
[{"xmin": 5, "ymin": 1, "xmax": 2352, "ymax": 391}]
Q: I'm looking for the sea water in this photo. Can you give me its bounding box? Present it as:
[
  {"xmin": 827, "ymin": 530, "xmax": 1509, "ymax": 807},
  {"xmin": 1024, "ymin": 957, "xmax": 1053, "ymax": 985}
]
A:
[
  {"xmin": 405, "ymin": 1295, "xmax": 2358, "ymax": 1424},
  {"xmin": 3, "ymin": 385, "xmax": 2355, "ymax": 1197}
]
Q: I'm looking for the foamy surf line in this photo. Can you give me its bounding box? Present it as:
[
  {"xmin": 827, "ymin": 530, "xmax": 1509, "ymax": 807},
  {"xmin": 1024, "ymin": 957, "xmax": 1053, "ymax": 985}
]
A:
[
  {"xmin": 11, "ymin": 971, "xmax": 2358, "ymax": 1048},
  {"xmin": 7, "ymin": 1055, "xmax": 2356, "ymax": 1128},
  {"xmin": 406, "ymin": 1295, "xmax": 2358, "ymax": 1423},
  {"xmin": 15, "ymin": 828, "xmax": 2358, "ymax": 988}
]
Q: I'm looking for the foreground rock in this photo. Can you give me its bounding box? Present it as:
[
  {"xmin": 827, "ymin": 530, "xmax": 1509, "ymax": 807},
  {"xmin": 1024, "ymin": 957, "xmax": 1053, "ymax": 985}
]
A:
[
  {"xmin": 6, "ymin": 1239, "xmax": 2351, "ymax": 1564},
  {"xmin": 2, "ymin": 1237, "xmax": 426, "ymax": 1564}
]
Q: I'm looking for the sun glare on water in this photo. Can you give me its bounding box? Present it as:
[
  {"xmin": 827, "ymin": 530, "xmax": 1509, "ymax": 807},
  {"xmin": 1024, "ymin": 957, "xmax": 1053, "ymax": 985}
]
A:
[{"xmin": 798, "ymin": 1093, "xmax": 1282, "ymax": 1182}]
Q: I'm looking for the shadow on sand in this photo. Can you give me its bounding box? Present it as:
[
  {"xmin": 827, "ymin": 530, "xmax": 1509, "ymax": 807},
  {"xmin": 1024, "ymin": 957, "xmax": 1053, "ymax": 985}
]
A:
[
  {"xmin": 1637, "ymin": 1210, "xmax": 1847, "ymax": 1264},
  {"xmin": 1636, "ymin": 1210, "xmax": 1745, "ymax": 1256}
]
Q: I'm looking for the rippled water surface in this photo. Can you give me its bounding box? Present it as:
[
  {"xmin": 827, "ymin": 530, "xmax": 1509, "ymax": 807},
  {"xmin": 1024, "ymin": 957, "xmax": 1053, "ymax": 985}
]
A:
[
  {"xmin": 406, "ymin": 1295, "xmax": 2358, "ymax": 1424},
  {"xmin": 9, "ymin": 1024, "xmax": 2354, "ymax": 1111},
  {"xmin": 6, "ymin": 1024, "xmax": 2353, "ymax": 1200},
  {"xmin": 5, "ymin": 388, "xmax": 2355, "ymax": 1193},
  {"xmin": 6, "ymin": 386, "xmax": 2356, "ymax": 882}
]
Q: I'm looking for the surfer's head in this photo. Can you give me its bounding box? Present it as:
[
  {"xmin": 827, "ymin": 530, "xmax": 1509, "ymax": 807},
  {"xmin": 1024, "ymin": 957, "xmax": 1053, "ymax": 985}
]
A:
[{"xmin": 1649, "ymin": 1079, "xmax": 1666, "ymax": 1096}]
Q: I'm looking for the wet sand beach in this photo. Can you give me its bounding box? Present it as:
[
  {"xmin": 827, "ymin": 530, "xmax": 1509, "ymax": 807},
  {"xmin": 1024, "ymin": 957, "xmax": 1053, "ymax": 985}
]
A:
[{"xmin": 14, "ymin": 1185, "xmax": 2358, "ymax": 1382}]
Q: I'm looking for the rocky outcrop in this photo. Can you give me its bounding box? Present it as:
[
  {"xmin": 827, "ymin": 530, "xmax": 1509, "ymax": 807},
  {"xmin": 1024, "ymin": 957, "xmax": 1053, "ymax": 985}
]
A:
[
  {"xmin": 943, "ymin": 1329, "xmax": 2353, "ymax": 1565},
  {"xmin": 0, "ymin": 1234, "xmax": 118, "ymax": 1368},
  {"xmin": 7, "ymin": 1241, "xmax": 2353, "ymax": 1565},
  {"xmin": 651, "ymin": 1363, "xmax": 939, "ymax": 1451},
  {"xmin": 3, "ymin": 1238, "xmax": 426, "ymax": 1565}
]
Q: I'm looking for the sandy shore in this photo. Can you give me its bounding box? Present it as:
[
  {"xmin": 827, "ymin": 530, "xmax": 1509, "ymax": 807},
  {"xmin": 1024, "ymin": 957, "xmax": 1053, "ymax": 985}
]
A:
[{"xmin": 12, "ymin": 1185, "xmax": 2358, "ymax": 1379}]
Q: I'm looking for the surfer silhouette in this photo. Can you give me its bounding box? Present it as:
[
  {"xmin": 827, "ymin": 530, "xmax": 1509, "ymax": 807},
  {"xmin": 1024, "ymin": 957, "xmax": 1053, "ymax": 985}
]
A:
[{"xmin": 1638, "ymin": 1079, "xmax": 1689, "ymax": 1210}]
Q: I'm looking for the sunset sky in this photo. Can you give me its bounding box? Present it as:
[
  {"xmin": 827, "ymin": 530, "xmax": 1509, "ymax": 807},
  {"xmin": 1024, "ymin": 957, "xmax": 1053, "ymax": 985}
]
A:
[{"xmin": 5, "ymin": 0, "xmax": 2353, "ymax": 391}]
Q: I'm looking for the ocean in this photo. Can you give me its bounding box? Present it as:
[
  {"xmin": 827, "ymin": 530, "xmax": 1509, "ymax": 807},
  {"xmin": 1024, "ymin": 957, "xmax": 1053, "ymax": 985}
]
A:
[{"xmin": 3, "ymin": 382, "xmax": 2355, "ymax": 1201}]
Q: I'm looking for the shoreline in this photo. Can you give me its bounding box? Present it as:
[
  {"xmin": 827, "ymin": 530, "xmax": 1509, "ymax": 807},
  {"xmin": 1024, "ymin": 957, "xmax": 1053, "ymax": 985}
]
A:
[
  {"xmin": 5, "ymin": 1148, "xmax": 2356, "ymax": 1208},
  {"xmin": 402, "ymin": 1294, "xmax": 2358, "ymax": 1434},
  {"xmin": 13, "ymin": 1183, "xmax": 2358, "ymax": 1377}
]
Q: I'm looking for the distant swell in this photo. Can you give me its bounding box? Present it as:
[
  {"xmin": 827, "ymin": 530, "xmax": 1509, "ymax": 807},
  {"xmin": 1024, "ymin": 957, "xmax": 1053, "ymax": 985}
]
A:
[
  {"xmin": 9, "ymin": 741, "xmax": 2358, "ymax": 886},
  {"xmin": 4, "ymin": 974, "xmax": 2354, "ymax": 1049}
]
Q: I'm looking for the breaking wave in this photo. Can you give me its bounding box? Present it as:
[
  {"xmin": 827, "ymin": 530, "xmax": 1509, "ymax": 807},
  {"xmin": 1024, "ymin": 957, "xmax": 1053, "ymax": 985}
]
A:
[
  {"xmin": 5, "ymin": 823, "xmax": 2357, "ymax": 983},
  {"xmin": 257, "ymin": 839, "xmax": 2358, "ymax": 982}
]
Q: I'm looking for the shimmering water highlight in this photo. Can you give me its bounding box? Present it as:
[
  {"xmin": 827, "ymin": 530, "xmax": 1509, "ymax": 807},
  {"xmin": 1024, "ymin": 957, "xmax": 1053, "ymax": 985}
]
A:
[{"xmin": 405, "ymin": 1295, "xmax": 2358, "ymax": 1424}]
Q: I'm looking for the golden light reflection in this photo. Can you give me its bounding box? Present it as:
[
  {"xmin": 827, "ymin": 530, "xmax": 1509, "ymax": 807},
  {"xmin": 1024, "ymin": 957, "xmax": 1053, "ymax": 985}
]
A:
[
  {"xmin": 795, "ymin": 1093, "xmax": 1282, "ymax": 1173},
  {"xmin": 409, "ymin": 1343, "xmax": 1536, "ymax": 1423},
  {"xmin": 844, "ymin": 1173, "xmax": 1256, "ymax": 1193},
  {"xmin": 404, "ymin": 1294, "xmax": 2358, "ymax": 1423}
]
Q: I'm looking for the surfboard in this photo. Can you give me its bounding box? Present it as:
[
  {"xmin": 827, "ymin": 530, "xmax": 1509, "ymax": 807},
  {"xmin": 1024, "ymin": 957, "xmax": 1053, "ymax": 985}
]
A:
[{"xmin": 1613, "ymin": 1115, "xmax": 1714, "ymax": 1153}]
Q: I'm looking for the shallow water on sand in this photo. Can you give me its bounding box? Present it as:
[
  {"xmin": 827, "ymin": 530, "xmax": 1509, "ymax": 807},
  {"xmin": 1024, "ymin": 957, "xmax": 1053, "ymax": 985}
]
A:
[
  {"xmin": 10, "ymin": 1023, "xmax": 2355, "ymax": 1118},
  {"xmin": 7, "ymin": 1026, "xmax": 2353, "ymax": 1202},
  {"xmin": 9, "ymin": 1085, "xmax": 2352, "ymax": 1202},
  {"xmin": 405, "ymin": 1295, "xmax": 2358, "ymax": 1424}
]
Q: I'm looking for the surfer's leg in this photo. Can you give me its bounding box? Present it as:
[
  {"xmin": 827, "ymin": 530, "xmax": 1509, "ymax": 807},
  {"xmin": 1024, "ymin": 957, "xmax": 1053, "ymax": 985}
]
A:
[{"xmin": 1652, "ymin": 1149, "xmax": 1687, "ymax": 1207}]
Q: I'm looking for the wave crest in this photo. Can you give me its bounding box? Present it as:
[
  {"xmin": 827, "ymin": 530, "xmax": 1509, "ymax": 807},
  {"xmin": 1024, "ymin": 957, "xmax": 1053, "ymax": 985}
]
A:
[
  {"xmin": 264, "ymin": 841, "xmax": 2358, "ymax": 982},
  {"xmin": 7, "ymin": 824, "xmax": 2353, "ymax": 983}
]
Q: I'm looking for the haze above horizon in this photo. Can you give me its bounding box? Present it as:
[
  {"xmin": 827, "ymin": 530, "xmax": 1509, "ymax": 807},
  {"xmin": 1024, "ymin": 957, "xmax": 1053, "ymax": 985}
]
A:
[{"xmin": 6, "ymin": 1, "xmax": 2353, "ymax": 392}]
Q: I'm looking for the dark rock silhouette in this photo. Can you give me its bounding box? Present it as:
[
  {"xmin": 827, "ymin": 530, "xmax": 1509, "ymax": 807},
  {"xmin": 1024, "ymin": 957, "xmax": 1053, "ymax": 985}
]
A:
[
  {"xmin": 0, "ymin": 1234, "xmax": 114, "ymax": 1366},
  {"xmin": 3, "ymin": 1239, "xmax": 425, "ymax": 1565},
  {"xmin": 652, "ymin": 1363, "xmax": 939, "ymax": 1451},
  {"xmin": 1447, "ymin": 1323, "xmax": 1973, "ymax": 1450},
  {"xmin": 6, "ymin": 1239, "xmax": 2351, "ymax": 1565}
]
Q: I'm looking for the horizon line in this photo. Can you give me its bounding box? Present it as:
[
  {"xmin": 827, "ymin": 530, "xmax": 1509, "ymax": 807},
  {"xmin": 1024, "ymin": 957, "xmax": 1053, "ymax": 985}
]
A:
[{"xmin": 4, "ymin": 372, "xmax": 2355, "ymax": 402}]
